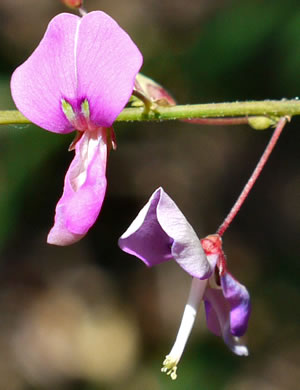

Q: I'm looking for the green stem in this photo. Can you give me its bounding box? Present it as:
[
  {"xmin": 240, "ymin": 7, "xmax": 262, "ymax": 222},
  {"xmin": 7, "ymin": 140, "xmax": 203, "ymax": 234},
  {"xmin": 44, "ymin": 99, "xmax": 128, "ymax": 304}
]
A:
[{"xmin": 1, "ymin": 99, "xmax": 300, "ymax": 125}]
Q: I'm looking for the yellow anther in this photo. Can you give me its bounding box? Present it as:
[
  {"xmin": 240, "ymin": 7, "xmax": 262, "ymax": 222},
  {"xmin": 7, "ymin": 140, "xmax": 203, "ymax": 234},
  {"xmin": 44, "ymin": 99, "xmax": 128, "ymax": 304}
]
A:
[{"xmin": 161, "ymin": 355, "xmax": 178, "ymax": 380}]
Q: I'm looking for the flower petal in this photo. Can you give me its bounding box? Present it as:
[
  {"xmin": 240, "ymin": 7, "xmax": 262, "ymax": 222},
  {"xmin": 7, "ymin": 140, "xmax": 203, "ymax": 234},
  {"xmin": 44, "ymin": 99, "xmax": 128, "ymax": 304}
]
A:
[
  {"xmin": 204, "ymin": 298, "xmax": 222, "ymax": 337},
  {"xmin": 47, "ymin": 128, "xmax": 108, "ymax": 245},
  {"xmin": 204, "ymin": 278, "xmax": 250, "ymax": 356},
  {"xmin": 11, "ymin": 11, "xmax": 143, "ymax": 133},
  {"xmin": 221, "ymin": 271, "xmax": 251, "ymax": 337},
  {"xmin": 118, "ymin": 188, "xmax": 173, "ymax": 266},
  {"xmin": 11, "ymin": 13, "xmax": 80, "ymax": 133},
  {"xmin": 76, "ymin": 11, "xmax": 143, "ymax": 127},
  {"xmin": 119, "ymin": 188, "xmax": 212, "ymax": 279},
  {"xmin": 156, "ymin": 188, "xmax": 212, "ymax": 279}
]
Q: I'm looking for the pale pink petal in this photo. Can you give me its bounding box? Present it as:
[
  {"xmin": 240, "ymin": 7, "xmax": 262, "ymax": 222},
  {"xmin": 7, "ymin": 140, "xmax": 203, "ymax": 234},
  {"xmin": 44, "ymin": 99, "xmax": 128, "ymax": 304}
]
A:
[
  {"xmin": 76, "ymin": 11, "xmax": 143, "ymax": 127},
  {"xmin": 11, "ymin": 13, "xmax": 80, "ymax": 133},
  {"xmin": 47, "ymin": 128, "xmax": 108, "ymax": 245}
]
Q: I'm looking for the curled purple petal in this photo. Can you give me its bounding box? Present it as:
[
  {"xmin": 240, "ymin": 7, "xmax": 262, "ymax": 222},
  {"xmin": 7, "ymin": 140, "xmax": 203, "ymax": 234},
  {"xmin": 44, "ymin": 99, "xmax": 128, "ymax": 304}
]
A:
[
  {"xmin": 204, "ymin": 288, "xmax": 248, "ymax": 356},
  {"xmin": 221, "ymin": 271, "xmax": 251, "ymax": 337},
  {"xmin": 204, "ymin": 274, "xmax": 250, "ymax": 356},
  {"xmin": 119, "ymin": 187, "xmax": 212, "ymax": 279},
  {"xmin": 47, "ymin": 128, "xmax": 108, "ymax": 245},
  {"xmin": 118, "ymin": 189, "xmax": 173, "ymax": 266}
]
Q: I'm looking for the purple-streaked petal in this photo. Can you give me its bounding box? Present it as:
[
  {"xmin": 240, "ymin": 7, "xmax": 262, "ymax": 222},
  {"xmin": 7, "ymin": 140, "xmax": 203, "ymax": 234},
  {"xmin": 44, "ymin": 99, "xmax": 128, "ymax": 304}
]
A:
[
  {"xmin": 47, "ymin": 128, "xmax": 108, "ymax": 245},
  {"xmin": 11, "ymin": 13, "xmax": 79, "ymax": 134},
  {"xmin": 118, "ymin": 189, "xmax": 173, "ymax": 266},
  {"xmin": 11, "ymin": 11, "xmax": 143, "ymax": 133},
  {"xmin": 220, "ymin": 271, "xmax": 251, "ymax": 337},
  {"xmin": 204, "ymin": 286, "xmax": 249, "ymax": 356},
  {"xmin": 119, "ymin": 187, "xmax": 212, "ymax": 279},
  {"xmin": 76, "ymin": 11, "xmax": 143, "ymax": 127}
]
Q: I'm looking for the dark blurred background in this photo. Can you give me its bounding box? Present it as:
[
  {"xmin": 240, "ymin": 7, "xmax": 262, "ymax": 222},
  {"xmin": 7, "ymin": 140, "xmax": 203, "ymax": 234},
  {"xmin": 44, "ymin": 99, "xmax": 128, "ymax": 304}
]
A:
[{"xmin": 0, "ymin": 0, "xmax": 299, "ymax": 389}]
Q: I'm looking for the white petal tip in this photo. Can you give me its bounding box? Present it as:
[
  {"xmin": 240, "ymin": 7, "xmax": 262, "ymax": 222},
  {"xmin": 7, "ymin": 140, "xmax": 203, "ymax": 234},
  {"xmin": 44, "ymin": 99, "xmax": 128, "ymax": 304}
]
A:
[
  {"xmin": 233, "ymin": 344, "xmax": 249, "ymax": 356},
  {"xmin": 47, "ymin": 228, "xmax": 84, "ymax": 246}
]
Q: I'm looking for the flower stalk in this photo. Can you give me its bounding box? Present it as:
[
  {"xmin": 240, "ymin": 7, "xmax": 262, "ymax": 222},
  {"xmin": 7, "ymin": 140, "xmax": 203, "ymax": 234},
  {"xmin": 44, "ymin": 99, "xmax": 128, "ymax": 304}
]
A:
[
  {"xmin": 1, "ymin": 100, "xmax": 300, "ymax": 126},
  {"xmin": 217, "ymin": 116, "xmax": 288, "ymax": 236}
]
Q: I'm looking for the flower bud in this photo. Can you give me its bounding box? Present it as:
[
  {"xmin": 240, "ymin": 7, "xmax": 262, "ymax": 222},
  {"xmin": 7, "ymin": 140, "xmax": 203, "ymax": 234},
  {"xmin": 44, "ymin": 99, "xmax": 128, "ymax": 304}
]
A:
[
  {"xmin": 134, "ymin": 73, "xmax": 176, "ymax": 107},
  {"xmin": 248, "ymin": 116, "xmax": 275, "ymax": 130},
  {"xmin": 61, "ymin": 0, "xmax": 83, "ymax": 9}
]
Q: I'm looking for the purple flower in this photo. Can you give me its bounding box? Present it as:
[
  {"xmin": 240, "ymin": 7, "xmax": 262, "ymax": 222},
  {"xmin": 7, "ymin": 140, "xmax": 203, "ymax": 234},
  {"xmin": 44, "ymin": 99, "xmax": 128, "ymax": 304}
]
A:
[
  {"xmin": 119, "ymin": 187, "xmax": 250, "ymax": 379},
  {"xmin": 11, "ymin": 11, "xmax": 143, "ymax": 245}
]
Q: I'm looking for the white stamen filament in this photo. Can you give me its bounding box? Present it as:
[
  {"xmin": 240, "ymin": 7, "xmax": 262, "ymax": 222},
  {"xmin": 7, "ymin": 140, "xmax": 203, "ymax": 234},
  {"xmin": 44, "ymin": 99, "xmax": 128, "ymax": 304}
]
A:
[{"xmin": 161, "ymin": 277, "xmax": 207, "ymax": 380}]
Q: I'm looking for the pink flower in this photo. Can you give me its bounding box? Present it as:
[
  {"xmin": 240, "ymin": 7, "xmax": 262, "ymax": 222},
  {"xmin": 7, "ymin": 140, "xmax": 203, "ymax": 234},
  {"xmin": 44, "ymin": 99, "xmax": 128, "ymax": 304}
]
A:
[{"xmin": 11, "ymin": 11, "xmax": 143, "ymax": 245}]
